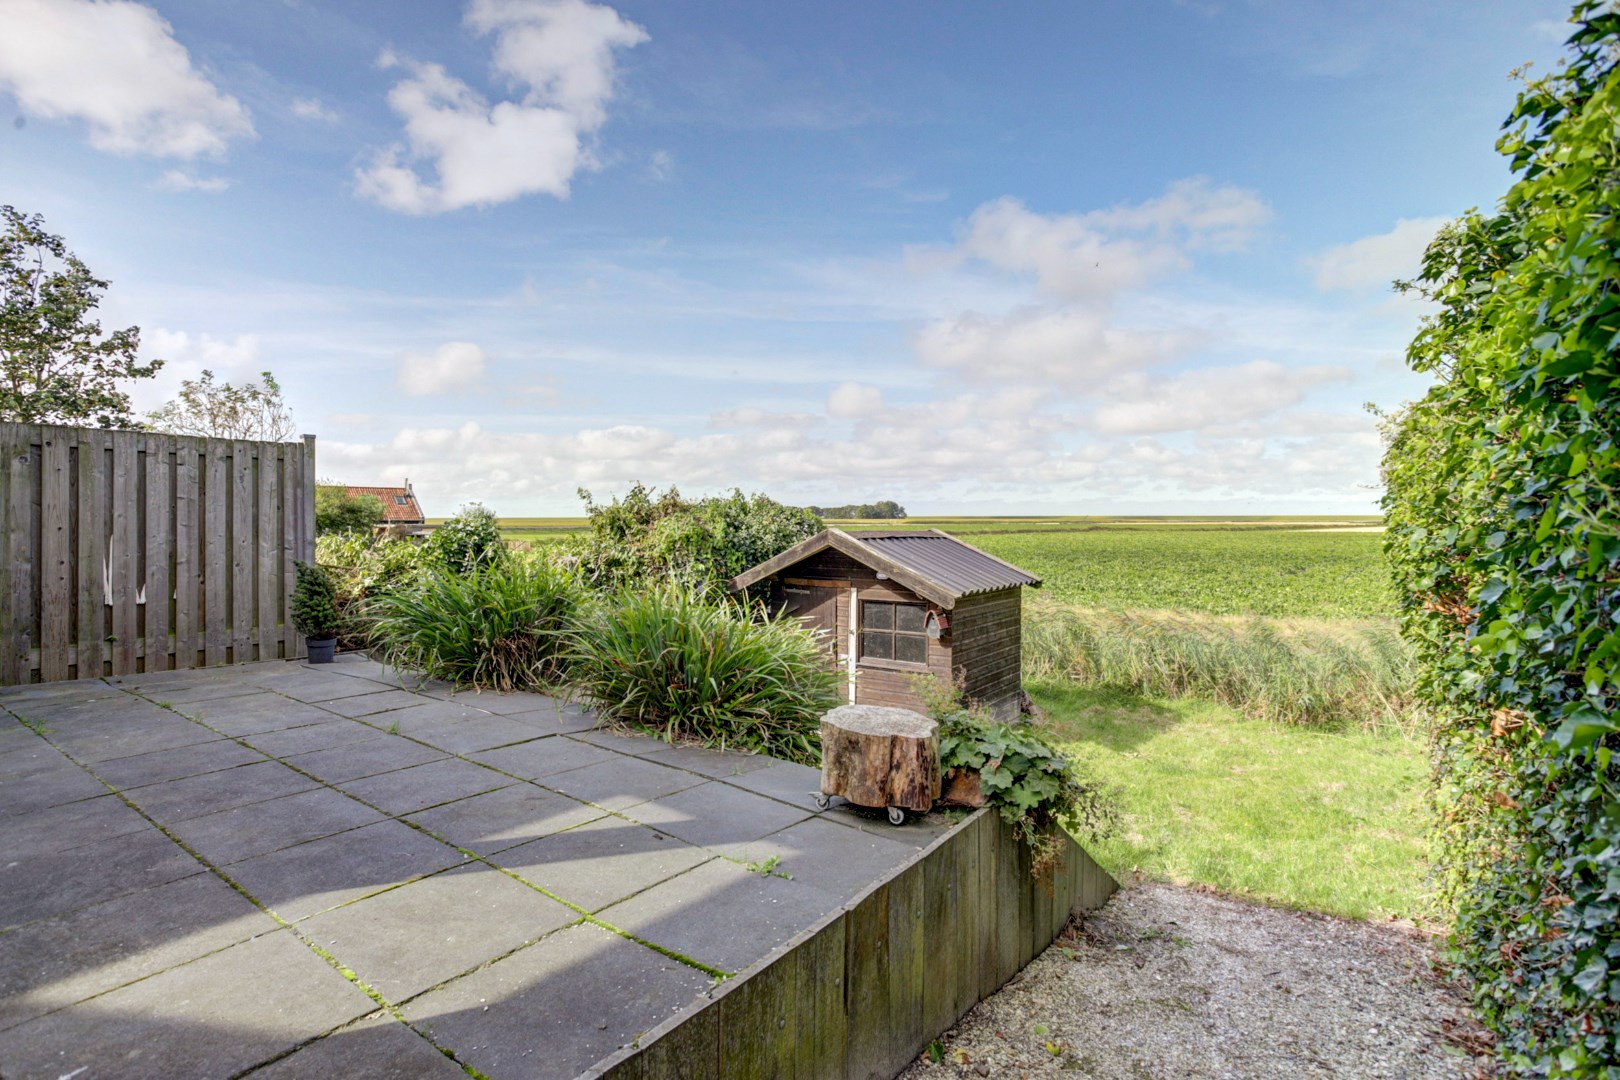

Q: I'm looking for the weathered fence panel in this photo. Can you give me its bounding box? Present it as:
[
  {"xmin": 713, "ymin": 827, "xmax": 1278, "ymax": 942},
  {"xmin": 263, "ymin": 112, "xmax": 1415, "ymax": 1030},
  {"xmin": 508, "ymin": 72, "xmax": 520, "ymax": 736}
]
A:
[{"xmin": 0, "ymin": 423, "xmax": 316, "ymax": 684}]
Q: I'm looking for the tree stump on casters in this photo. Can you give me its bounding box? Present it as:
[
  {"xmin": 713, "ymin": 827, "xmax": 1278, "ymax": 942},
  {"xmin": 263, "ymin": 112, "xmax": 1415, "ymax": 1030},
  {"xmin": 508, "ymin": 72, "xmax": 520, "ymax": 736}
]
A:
[{"xmin": 818, "ymin": 705, "xmax": 941, "ymax": 822}]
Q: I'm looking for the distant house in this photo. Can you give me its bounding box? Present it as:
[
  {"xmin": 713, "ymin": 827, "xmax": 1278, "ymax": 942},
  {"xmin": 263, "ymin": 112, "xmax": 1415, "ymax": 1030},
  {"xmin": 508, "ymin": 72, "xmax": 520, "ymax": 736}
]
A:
[{"xmin": 345, "ymin": 480, "xmax": 425, "ymax": 527}]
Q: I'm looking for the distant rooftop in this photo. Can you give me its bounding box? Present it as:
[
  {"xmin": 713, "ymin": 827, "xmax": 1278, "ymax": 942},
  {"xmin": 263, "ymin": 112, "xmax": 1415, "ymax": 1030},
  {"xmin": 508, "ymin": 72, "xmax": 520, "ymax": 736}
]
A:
[{"xmin": 345, "ymin": 481, "xmax": 424, "ymax": 524}]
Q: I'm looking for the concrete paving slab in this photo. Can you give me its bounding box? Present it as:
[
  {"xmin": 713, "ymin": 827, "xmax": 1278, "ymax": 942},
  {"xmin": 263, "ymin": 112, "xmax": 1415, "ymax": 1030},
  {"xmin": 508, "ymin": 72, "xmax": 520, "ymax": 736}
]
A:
[
  {"xmin": 314, "ymin": 688, "xmax": 425, "ymax": 717},
  {"xmin": 819, "ymin": 802, "xmax": 961, "ymax": 848},
  {"xmin": 269, "ymin": 669, "xmax": 397, "ymax": 703},
  {"xmin": 3, "ymin": 690, "xmax": 160, "ymax": 727},
  {"xmin": 618, "ymin": 781, "xmax": 811, "ymax": 851},
  {"xmin": 0, "ymin": 741, "xmax": 74, "ymax": 781},
  {"xmin": 596, "ymin": 858, "xmax": 837, "ymax": 975},
  {"xmin": 1, "ymin": 827, "xmax": 203, "ymax": 930},
  {"xmin": 302, "ymin": 863, "xmax": 579, "ymax": 1003},
  {"xmin": 283, "ymin": 736, "xmax": 446, "ymax": 784},
  {"xmin": 471, "ymin": 735, "xmax": 619, "ymax": 781},
  {"xmin": 0, "ymin": 873, "xmax": 278, "ymax": 1030},
  {"xmin": 718, "ymin": 758, "xmax": 824, "ymax": 810},
  {"xmin": 403, "ymin": 924, "xmax": 711, "ymax": 1080},
  {"xmin": 640, "ymin": 742, "xmax": 777, "ymax": 779},
  {"xmin": 396, "ymin": 713, "xmax": 554, "ymax": 755},
  {"xmin": 494, "ymin": 815, "xmax": 710, "ymax": 913},
  {"xmin": 337, "ymin": 757, "xmax": 510, "ymax": 816},
  {"xmin": 0, "ymin": 760, "xmax": 108, "ymax": 815},
  {"xmin": 714, "ymin": 817, "xmax": 921, "ymax": 905},
  {"xmin": 570, "ymin": 728, "xmax": 668, "ymax": 757},
  {"xmin": 540, "ymin": 754, "xmax": 707, "ymax": 812},
  {"xmin": 407, "ymin": 783, "xmax": 605, "ymax": 855},
  {"xmin": 502, "ymin": 702, "xmax": 603, "ymax": 735},
  {"xmin": 177, "ymin": 691, "xmax": 336, "ymax": 736},
  {"xmin": 0, "ymin": 793, "xmax": 150, "ymax": 859},
  {"xmin": 94, "ymin": 737, "xmax": 268, "ymax": 791},
  {"xmin": 435, "ymin": 689, "xmax": 562, "ymax": 716},
  {"xmin": 121, "ymin": 760, "xmax": 323, "ymax": 824},
  {"xmin": 0, "ymin": 930, "xmax": 376, "ymax": 1080},
  {"xmin": 47, "ymin": 714, "xmax": 220, "ymax": 764},
  {"xmin": 226, "ymin": 819, "xmax": 469, "ymax": 922},
  {"xmin": 247, "ymin": 1013, "xmax": 470, "ymax": 1080},
  {"xmin": 242, "ymin": 718, "xmax": 385, "ymax": 757},
  {"xmin": 373, "ymin": 698, "xmax": 501, "ymax": 729},
  {"xmin": 168, "ymin": 786, "xmax": 385, "ymax": 866}
]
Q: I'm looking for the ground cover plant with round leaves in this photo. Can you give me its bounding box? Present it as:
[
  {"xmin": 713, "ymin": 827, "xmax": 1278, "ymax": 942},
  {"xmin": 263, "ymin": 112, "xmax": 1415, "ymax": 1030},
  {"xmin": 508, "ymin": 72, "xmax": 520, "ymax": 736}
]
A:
[{"xmin": 1381, "ymin": 5, "xmax": 1620, "ymax": 1072}]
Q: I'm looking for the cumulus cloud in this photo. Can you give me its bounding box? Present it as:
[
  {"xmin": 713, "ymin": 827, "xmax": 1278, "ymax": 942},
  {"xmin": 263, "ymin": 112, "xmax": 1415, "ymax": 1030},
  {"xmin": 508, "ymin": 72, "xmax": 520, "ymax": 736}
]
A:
[
  {"xmin": 153, "ymin": 169, "xmax": 231, "ymax": 193},
  {"xmin": 826, "ymin": 382, "xmax": 885, "ymax": 418},
  {"xmin": 290, "ymin": 97, "xmax": 339, "ymax": 123},
  {"xmin": 355, "ymin": 0, "xmax": 648, "ymax": 214},
  {"xmin": 398, "ymin": 342, "xmax": 488, "ymax": 396},
  {"xmin": 1309, "ymin": 217, "xmax": 1448, "ymax": 291},
  {"xmin": 915, "ymin": 306, "xmax": 1196, "ymax": 389},
  {"xmin": 0, "ymin": 0, "xmax": 252, "ymax": 158},
  {"xmin": 1088, "ymin": 360, "xmax": 1352, "ymax": 436}
]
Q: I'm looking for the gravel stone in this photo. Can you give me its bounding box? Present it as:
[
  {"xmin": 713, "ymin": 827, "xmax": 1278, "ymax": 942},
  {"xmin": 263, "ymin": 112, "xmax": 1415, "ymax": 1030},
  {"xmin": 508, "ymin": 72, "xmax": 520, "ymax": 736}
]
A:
[{"xmin": 898, "ymin": 881, "xmax": 1490, "ymax": 1080}]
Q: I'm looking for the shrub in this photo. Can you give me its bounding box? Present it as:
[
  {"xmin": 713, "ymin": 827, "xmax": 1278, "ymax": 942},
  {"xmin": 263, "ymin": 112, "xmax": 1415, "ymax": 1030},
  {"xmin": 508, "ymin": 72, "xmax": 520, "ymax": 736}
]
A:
[
  {"xmin": 917, "ymin": 676, "xmax": 1116, "ymax": 877},
  {"xmin": 1020, "ymin": 599, "xmax": 1417, "ymax": 732},
  {"xmin": 1381, "ymin": 8, "xmax": 1620, "ymax": 1073},
  {"xmin": 314, "ymin": 484, "xmax": 383, "ymax": 536},
  {"xmin": 426, "ymin": 503, "xmax": 505, "ymax": 575},
  {"xmin": 570, "ymin": 484, "xmax": 822, "ymax": 591},
  {"xmin": 569, "ymin": 586, "xmax": 841, "ymax": 763},
  {"xmin": 315, "ymin": 532, "xmax": 430, "ymax": 649},
  {"xmin": 290, "ymin": 561, "xmax": 340, "ymax": 640},
  {"xmin": 366, "ymin": 556, "xmax": 582, "ymax": 691}
]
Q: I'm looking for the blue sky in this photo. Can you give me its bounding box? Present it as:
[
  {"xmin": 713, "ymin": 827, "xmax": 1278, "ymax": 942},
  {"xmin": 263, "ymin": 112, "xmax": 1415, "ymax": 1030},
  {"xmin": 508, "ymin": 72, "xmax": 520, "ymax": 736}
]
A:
[{"xmin": 0, "ymin": 0, "xmax": 1571, "ymax": 516}]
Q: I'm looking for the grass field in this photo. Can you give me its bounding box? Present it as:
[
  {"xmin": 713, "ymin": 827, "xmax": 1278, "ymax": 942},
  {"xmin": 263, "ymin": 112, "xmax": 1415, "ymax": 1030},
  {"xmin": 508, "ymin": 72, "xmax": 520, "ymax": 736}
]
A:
[{"xmin": 1033, "ymin": 682, "xmax": 1428, "ymax": 921}]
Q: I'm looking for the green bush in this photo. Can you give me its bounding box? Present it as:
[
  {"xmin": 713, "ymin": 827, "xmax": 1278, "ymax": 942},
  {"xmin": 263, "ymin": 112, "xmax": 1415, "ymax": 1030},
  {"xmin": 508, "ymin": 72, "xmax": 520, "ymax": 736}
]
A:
[
  {"xmin": 290, "ymin": 561, "xmax": 340, "ymax": 640},
  {"xmin": 366, "ymin": 556, "xmax": 583, "ymax": 691},
  {"xmin": 426, "ymin": 503, "xmax": 505, "ymax": 575},
  {"xmin": 570, "ymin": 484, "xmax": 822, "ymax": 591},
  {"xmin": 314, "ymin": 485, "xmax": 383, "ymax": 536},
  {"xmin": 1020, "ymin": 599, "xmax": 1416, "ymax": 732},
  {"xmin": 315, "ymin": 532, "xmax": 430, "ymax": 649},
  {"xmin": 1382, "ymin": 7, "xmax": 1620, "ymax": 1073},
  {"xmin": 569, "ymin": 586, "xmax": 841, "ymax": 763}
]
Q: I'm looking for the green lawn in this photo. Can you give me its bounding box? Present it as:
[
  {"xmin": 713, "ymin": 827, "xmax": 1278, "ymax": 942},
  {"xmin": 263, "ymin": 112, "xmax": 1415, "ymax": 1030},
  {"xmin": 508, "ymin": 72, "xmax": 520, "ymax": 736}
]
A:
[{"xmin": 1032, "ymin": 681, "xmax": 1430, "ymax": 921}]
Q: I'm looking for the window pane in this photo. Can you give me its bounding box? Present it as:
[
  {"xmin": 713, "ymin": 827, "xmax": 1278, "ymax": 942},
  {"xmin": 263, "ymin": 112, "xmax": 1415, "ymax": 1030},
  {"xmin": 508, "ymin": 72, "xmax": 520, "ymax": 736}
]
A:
[
  {"xmin": 895, "ymin": 604, "xmax": 926, "ymax": 633},
  {"xmin": 861, "ymin": 631, "xmax": 893, "ymax": 660},
  {"xmin": 894, "ymin": 634, "xmax": 927, "ymax": 664},
  {"xmin": 864, "ymin": 601, "xmax": 893, "ymax": 630}
]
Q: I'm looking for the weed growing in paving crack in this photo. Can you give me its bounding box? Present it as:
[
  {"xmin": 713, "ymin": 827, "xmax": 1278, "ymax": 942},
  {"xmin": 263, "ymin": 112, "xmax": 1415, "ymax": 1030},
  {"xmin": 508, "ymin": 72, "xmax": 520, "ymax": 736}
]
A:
[
  {"xmin": 741, "ymin": 854, "xmax": 791, "ymax": 879},
  {"xmin": 15, "ymin": 713, "xmax": 49, "ymax": 736}
]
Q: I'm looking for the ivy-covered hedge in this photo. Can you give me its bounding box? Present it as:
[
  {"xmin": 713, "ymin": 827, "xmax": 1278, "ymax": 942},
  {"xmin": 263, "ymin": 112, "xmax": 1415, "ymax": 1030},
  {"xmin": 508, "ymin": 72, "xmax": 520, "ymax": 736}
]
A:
[{"xmin": 1381, "ymin": 6, "xmax": 1620, "ymax": 1074}]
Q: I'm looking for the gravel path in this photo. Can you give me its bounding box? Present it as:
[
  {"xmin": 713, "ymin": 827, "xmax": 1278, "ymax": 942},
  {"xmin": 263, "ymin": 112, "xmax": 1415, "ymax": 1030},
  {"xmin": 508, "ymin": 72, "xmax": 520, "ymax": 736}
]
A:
[{"xmin": 899, "ymin": 881, "xmax": 1490, "ymax": 1080}]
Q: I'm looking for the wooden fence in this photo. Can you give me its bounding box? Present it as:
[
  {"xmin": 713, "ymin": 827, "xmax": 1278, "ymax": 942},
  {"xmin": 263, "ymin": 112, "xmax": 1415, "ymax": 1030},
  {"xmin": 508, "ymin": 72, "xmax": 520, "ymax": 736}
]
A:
[{"xmin": 0, "ymin": 423, "xmax": 316, "ymax": 685}]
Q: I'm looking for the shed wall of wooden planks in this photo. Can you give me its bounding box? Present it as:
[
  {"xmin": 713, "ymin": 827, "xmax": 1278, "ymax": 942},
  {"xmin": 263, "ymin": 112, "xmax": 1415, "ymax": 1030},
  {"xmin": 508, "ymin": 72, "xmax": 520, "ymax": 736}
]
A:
[
  {"xmin": 590, "ymin": 810, "xmax": 1117, "ymax": 1080},
  {"xmin": 0, "ymin": 423, "xmax": 316, "ymax": 685}
]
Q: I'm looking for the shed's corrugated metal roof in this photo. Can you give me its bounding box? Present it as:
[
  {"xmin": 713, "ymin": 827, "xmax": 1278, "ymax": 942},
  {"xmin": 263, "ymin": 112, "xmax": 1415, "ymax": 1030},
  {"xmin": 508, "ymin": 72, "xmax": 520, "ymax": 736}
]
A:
[{"xmin": 855, "ymin": 531, "xmax": 1040, "ymax": 599}]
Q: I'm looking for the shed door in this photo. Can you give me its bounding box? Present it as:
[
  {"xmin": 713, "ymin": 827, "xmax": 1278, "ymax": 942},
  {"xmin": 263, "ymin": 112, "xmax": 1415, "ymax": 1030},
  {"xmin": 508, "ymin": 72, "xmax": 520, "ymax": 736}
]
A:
[{"xmin": 782, "ymin": 585, "xmax": 839, "ymax": 660}]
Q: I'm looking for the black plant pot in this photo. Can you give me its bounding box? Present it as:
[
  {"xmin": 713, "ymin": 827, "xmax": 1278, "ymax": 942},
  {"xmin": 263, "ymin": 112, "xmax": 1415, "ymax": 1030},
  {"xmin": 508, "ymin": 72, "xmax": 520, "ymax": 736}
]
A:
[{"xmin": 306, "ymin": 637, "xmax": 337, "ymax": 664}]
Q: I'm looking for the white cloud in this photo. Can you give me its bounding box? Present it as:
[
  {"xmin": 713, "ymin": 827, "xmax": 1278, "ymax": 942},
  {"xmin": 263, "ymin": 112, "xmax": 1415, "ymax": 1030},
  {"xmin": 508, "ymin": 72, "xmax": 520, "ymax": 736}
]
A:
[
  {"xmin": 1309, "ymin": 217, "xmax": 1448, "ymax": 291},
  {"xmin": 398, "ymin": 341, "xmax": 488, "ymax": 396},
  {"xmin": 952, "ymin": 179, "xmax": 1270, "ymax": 300},
  {"xmin": 354, "ymin": 0, "xmax": 648, "ymax": 214},
  {"xmin": 1088, "ymin": 360, "xmax": 1352, "ymax": 436},
  {"xmin": 915, "ymin": 306, "xmax": 1195, "ymax": 390},
  {"xmin": 153, "ymin": 169, "xmax": 231, "ymax": 193},
  {"xmin": 133, "ymin": 329, "xmax": 263, "ymax": 412},
  {"xmin": 826, "ymin": 382, "xmax": 884, "ymax": 418},
  {"xmin": 291, "ymin": 97, "xmax": 339, "ymax": 123},
  {"xmin": 647, "ymin": 149, "xmax": 674, "ymax": 180},
  {"xmin": 0, "ymin": 0, "xmax": 252, "ymax": 158}
]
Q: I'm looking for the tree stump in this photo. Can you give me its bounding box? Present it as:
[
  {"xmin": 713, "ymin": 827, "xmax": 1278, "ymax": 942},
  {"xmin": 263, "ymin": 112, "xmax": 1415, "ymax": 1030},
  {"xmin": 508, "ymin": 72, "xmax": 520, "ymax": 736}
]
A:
[{"xmin": 819, "ymin": 705, "xmax": 941, "ymax": 819}]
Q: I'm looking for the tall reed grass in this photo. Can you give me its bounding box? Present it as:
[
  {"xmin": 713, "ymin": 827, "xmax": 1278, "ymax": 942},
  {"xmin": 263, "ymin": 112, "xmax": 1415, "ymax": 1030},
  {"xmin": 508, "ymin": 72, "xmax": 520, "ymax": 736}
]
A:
[
  {"xmin": 1022, "ymin": 599, "xmax": 1417, "ymax": 732},
  {"xmin": 569, "ymin": 586, "xmax": 841, "ymax": 765},
  {"xmin": 367, "ymin": 557, "xmax": 582, "ymax": 691}
]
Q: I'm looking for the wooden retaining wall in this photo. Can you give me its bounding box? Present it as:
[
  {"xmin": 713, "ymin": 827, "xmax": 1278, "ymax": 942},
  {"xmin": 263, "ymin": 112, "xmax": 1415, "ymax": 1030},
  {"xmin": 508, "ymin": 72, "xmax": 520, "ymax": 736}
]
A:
[
  {"xmin": 0, "ymin": 423, "xmax": 316, "ymax": 684},
  {"xmin": 591, "ymin": 810, "xmax": 1117, "ymax": 1080}
]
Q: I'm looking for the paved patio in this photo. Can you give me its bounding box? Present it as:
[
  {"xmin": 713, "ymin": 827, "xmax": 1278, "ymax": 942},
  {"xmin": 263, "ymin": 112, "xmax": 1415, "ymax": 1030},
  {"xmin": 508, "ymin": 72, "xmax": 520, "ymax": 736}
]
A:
[{"xmin": 0, "ymin": 657, "xmax": 956, "ymax": 1079}]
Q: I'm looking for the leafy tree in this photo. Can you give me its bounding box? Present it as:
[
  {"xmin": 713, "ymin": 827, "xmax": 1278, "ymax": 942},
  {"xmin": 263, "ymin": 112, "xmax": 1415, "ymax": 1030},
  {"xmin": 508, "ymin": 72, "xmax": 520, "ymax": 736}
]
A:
[
  {"xmin": 315, "ymin": 485, "xmax": 385, "ymax": 536},
  {"xmin": 805, "ymin": 500, "xmax": 907, "ymax": 519},
  {"xmin": 0, "ymin": 205, "xmax": 161, "ymax": 427},
  {"xmin": 572, "ymin": 484, "xmax": 822, "ymax": 591},
  {"xmin": 148, "ymin": 369, "xmax": 297, "ymax": 441},
  {"xmin": 1381, "ymin": 6, "xmax": 1620, "ymax": 1073}
]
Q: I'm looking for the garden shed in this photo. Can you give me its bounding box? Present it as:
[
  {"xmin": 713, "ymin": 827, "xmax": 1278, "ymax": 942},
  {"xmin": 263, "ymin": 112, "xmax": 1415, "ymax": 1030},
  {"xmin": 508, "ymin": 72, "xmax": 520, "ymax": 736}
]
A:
[{"xmin": 729, "ymin": 528, "xmax": 1041, "ymax": 720}]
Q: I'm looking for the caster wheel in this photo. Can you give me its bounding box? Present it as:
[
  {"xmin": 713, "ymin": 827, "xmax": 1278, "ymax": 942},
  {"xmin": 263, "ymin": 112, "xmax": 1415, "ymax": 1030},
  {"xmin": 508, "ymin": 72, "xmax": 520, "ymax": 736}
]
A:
[
  {"xmin": 887, "ymin": 806, "xmax": 906, "ymax": 826},
  {"xmin": 812, "ymin": 792, "xmax": 831, "ymax": 811}
]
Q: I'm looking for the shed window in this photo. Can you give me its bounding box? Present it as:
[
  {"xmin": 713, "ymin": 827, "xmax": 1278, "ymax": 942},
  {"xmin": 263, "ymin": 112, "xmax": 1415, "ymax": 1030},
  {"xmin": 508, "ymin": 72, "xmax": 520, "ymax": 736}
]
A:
[
  {"xmin": 860, "ymin": 600, "xmax": 928, "ymax": 667},
  {"xmin": 395, "ymin": 495, "xmax": 411, "ymax": 505}
]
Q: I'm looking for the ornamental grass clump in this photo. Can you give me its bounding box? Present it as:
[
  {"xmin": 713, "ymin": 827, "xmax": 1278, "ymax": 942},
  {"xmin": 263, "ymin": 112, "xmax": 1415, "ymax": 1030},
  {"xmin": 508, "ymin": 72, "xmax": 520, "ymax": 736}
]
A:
[
  {"xmin": 366, "ymin": 556, "xmax": 582, "ymax": 691},
  {"xmin": 569, "ymin": 586, "xmax": 840, "ymax": 764}
]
